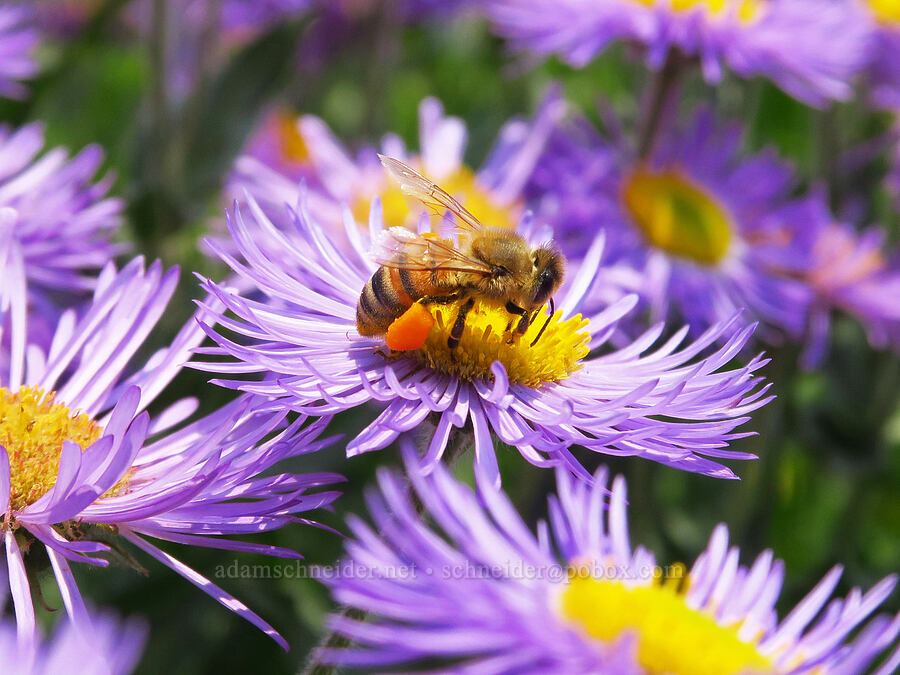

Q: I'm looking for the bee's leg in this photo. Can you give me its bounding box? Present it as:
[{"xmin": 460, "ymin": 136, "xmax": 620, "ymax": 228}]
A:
[
  {"xmin": 515, "ymin": 313, "xmax": 531, "ymax": 336},
  {"xmin": 504, "ymin": 301, "xmax": 530, "ymax": 340},
  {"xmin": 524, "ymin": 309, "xmax": 540, "ymax": 334},
  {"xmin": 505, "ymin": 301, "xmax": 527, "ymax": 317},
  {"xmin": 448, "ymin": 297, "xmax": 475, "ymax": 350},
  {"xmin": 421, "ymin": 291, "xmax": 463, "ymax": 306},
  {"xmin": 530, "ymin": 297, "xmax": 555, "ymax": 347},
  {"xmin": 374, "ymin": 347, "xmax": 399, "ymax": 360},
  {"xmin": 506, "ymin": 302, "xmax": 531, "ymax": 344}
]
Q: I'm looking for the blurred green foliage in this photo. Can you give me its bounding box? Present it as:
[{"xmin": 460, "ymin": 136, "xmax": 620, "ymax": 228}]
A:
[{"xmin": 12, "ymin": 3, "xmax": 900, "ymax": 673}]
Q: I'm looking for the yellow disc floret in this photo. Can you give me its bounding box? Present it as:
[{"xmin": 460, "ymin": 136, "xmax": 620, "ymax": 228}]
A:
[
  {"xmin": 0, "ymin": 386, "xmax": 126, "ymax": 512},
  {"xmin": 560, "ymin": 573, "xmax": 773, "ymax": 675},
  {"xmin": 622, "ymin": 165, "xmax": 734, "ymax": 266},
  {"xmin": 632, "ymin": 0, "xmax": 762, "ymax": 21},
  {"xmin": 869, "ymin": 0, "xmax": 900, "ymax": 23},
  {"xmin": 275, "ymin": 110, "xmax": 310, "ymax": 164},
  {"xmin": 412, "ymin": 299, "xmax": 589, "ymax": 387},
  {"xmin": 354, "ymin": 161, "xmax": 521, "ymax": 231}
]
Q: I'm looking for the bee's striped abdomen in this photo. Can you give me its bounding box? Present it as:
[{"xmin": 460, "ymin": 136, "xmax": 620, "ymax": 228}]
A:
[{"xmin": 356, "ymin": 265, "xmax": 447, "ymax": 336}]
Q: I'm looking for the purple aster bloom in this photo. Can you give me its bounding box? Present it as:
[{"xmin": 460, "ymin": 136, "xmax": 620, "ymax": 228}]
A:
[
  {"xmin": 240, "ymin": 107, "xmax": 317, "ymax": 187},
  {"xmin": 866, "ymin": 7, "xmax": 900, "ymax": 107},
  {"xmin": 0, "ymin": 600, "xmax": 145, "ymax": 675},
  {"xmin": 319, "ymin": 452, "xmax": 900, "ymax": 673},
  {"xmin": 892, "ymin": 124, "xmax": 900, "ymax": 210},
  {"xmin": 194, "ymin": 185, "xmax": 772, "ymax": 485},
  {"xmin": 0, "ymin": 256, "xmax": 343, "ymax": 650},
  {"xmin": 0, "ymin": 123, "xmax": 123, "ymax": 381},
  {"xmin": 230, "ymin": 94, "xmax": 565, "ymax": 241},
  {"xmin": 0, "ymin": 5, "xmax": 38, "ymax": 99},
  {"xmin": 801, "ymin": 222, "xmax": 900, "ymax": 368},
  {"xmin": 484, "ymin": 0, "xmax": 871, "ymax": 106},
  {"xmin": 531, "ymin": 109, "xmax": 826, "ymax": 345}
]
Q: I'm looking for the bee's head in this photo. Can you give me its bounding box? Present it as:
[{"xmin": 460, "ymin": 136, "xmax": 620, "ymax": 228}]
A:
[{"xmin": 528, "ymin": 245, "xmax": 565, "ymax": 309}]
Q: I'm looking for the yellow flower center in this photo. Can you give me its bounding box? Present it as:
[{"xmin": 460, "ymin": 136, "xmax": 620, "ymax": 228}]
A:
[
  {"xmin": 354, "ymin": 162, "xmax": 520, "ymax": 231},
  {"xmin": 632, "ymin": 0, "xmax": 762, "ymax": 21},
  {"xmin": 275, "ymin": 111, "xmax": 310, "ymax": 164},
  {"xmin": 622, "ymin": 166, "xmax": 734, "ymax": 265},
  {"xmin": 869, "ymin": 0, "xmax": 900, "ymax": 23},
  {"xmin": 411, "ymin": 299, "xmax": 589, "ymax": 387},
  {"xmin": 561, "ymin": 573, "xmax": 773, "ymax": 675},
  {"xmin": 0, "ymin": 386, "xmax": 127, "ymax": 513}
]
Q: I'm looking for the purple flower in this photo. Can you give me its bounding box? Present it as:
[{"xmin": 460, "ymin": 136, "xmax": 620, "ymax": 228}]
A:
[
  {"xmin": 0, "ymin": 6, "xmax": 39, "ymax": 99},
  {"xmin": 0, "ymin": 603, "xmax": 145, "ymax": 675},
  {"xmin": 194, "ymin": 186, "xmax": 772, "ymax": 485},
  {"xmin": 801, "ymin": 222, "xmax": 900, "ymax": 367},
  {"xmin": 484, "ymin": 0, "xmax": 871, "ymax": 106},
  {"xmin": 0, "ymin": 123, "xmax": 123, "ymax": 380},
  {"xmin": 239, "ymin": 107, "xmax": 317, "ymax": 188},
  {"xmin": 0, "ymin": 257, "xmax": 343, "ymax": 650},
  {"xmin": 320, "ymin": 452, "xmax": 900, "ymax": 673},
  {"xmin": 230, "ymin": 94, "xmax": 565, "ymax": 239},
  {"xmin": 866, "ymin": 8, "xmax": 900, "ymax": 107},
  {"xmin": 892, "ymin": 123, "xmax": 900, "ymax": 209},
  {"xmin": 531, "ymin": 109, "xmax": 827, "ymax": 345}
]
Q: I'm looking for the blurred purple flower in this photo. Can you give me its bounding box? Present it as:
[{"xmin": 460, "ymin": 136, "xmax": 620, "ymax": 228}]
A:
[
  {"xmin": 865, "ymin": 7, "xmax": 900, "ymax": 107},
  {"xmin": 0, "ymin": 257, "xmax": 343, "ymax": 650},
  {"xmin": 240, "ymin": 107, "xmax": 317, "ymax": 188},
  {"xmin": 0, "ymin": 123, "xmax": 123, "ymax": 380},
  {"xmin": 320, "ymin": 453, "xmax": 900, "ymax": 673},
  {"xmin": 0, "ymin": 5, "xmax": 39, "ymax": 99},
  {"xmin": 230, "ymin": 94, "xmax": 565, "ymax": 240},
  {"xmin": 484, "ymin": 0, "xmax": 871, "ymax": 106},
  {"xmin": 0, "ymin": 603, "xmax": 145, "ymax": 675},
  {"xmin": 802, "ymin": 222, "xmax": 900, "ymax": 367},
  {"xmin": 194, "ymin": 192, "xmax": 772, "ymax": 485},
  {"xmin": 531, "ymin": 109, "xmax": 826, "ymax": 345}
]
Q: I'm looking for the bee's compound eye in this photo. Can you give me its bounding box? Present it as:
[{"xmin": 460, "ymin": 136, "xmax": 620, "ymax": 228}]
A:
[{"xmin": 533, "ymin": 268, "xmax": 557, "ymax": 306}]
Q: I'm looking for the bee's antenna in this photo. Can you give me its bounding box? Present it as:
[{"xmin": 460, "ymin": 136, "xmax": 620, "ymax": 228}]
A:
[{"xmin": 530, "ymin": 297, "xmax": 554, "ymax": 347}]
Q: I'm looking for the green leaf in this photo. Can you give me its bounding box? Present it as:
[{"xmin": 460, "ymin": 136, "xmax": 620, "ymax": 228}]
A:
[{"xmin": 180, "ymin": 20, "xmax": 306, "ymax": 198}]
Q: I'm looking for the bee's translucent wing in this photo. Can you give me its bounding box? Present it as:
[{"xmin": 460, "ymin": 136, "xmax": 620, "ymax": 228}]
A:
[
  {"xmin": 371, "ymin": 227, "xmax": 492, "ymax": 275},
  {"xmin": 378, "ymin": 154, "xmax": 484, "ymax": 233}
]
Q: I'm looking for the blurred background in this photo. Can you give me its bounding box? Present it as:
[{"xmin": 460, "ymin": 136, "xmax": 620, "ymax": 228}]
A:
[{"xmin": 10, "ymin": 1, "xmax": 900, "ymax": 672}]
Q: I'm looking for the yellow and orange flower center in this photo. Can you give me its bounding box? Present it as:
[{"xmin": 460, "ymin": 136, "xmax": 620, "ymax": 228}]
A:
[
  {"xmin": 561, "ymin": 570, "xmax": 773, "ymax": 675},
  {"xmin": 274, "ymin": 110, "xmax": 310, "ymax": 164},
  {"xmin": 622, "ymin": 165, "xmax": 734, "ymax": 266},
  {"xmin": 631, "ymin": 0, "xmax": 762, "ymax": 22},
  {"xmin": 0, "ymin": 386, "xmax": 127, "ymax": 513},
  {"xmin": 869, "ymin": 0, "xmax": 900, "ymax": 23},
  {"xmin": 353, "ymin": 161, "xmax": 521, "ymax": 232},
  {"xmin": 408, "ymin": 298, "xmax": 589, "ymax": 387}
]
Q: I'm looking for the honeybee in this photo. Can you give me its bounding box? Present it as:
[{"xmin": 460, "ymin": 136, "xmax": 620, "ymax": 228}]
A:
[{"xmin": 356, "ymin": 155, "xmax": 565, "ymax": 350}]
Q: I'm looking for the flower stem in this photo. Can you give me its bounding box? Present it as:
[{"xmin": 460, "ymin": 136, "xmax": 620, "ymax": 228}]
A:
[
  {"xmin": 298, "ymin": 607, "xmax": 367, "ymax": 675},
  {"xmin": 637, "ymin": 49, "xmax": 684, "ymax": 160}
]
